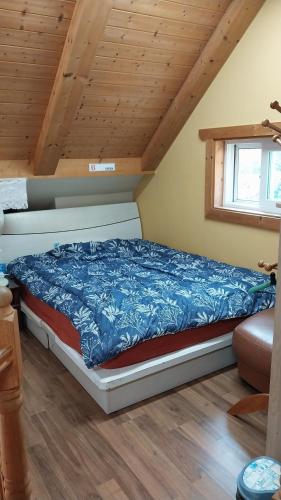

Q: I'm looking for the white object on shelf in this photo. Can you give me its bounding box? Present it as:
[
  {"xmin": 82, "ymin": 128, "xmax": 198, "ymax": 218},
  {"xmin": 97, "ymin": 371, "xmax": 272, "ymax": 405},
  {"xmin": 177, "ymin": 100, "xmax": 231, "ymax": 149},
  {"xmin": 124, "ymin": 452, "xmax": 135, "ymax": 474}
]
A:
[{"xmin": 89, "ymin": 163, "xmax": 115, "ymax": 172}]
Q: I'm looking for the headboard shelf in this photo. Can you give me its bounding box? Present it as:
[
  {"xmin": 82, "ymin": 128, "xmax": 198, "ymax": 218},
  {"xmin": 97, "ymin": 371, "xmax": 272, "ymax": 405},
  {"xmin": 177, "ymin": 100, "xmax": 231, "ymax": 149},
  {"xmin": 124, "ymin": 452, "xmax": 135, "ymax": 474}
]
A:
[{"xmin": 1, "ymin": 203, "xmax": 142, "ymax": 263}]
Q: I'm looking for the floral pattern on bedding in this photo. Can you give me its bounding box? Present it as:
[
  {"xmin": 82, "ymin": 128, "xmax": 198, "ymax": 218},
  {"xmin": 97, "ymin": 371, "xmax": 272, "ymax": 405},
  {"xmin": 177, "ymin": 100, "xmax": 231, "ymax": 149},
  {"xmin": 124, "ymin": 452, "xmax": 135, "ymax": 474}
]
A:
[{"xmin": 7, "ymin": 239, "xmax": 275, "ymax": 368}]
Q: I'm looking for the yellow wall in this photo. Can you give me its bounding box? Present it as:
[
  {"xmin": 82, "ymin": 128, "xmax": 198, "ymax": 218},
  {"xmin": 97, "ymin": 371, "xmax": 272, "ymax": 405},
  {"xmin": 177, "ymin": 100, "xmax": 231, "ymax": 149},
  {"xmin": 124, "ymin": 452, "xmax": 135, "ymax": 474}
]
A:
[{"xmin": 137, "ymin": 0, "xmax": 281, "ymax": 270}]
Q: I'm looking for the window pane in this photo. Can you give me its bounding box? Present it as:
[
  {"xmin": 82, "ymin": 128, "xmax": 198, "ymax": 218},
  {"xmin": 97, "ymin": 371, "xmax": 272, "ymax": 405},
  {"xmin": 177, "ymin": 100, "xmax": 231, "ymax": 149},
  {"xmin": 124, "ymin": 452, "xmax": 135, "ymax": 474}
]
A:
[
  {"xmin": 268, "ymin": 151, "xmax": 281, "ymax": 201},
  {"xmin": 236, "ymin": 148, "xmax": 261, "ymax": 202}
]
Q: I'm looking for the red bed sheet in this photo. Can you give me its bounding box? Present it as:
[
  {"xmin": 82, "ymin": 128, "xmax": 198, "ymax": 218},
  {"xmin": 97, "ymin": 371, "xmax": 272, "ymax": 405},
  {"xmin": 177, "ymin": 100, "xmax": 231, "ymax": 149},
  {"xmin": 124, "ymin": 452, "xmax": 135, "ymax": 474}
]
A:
[{"xmin": 22, "ymin": 286, "xmax": 243, "ymax": 369}]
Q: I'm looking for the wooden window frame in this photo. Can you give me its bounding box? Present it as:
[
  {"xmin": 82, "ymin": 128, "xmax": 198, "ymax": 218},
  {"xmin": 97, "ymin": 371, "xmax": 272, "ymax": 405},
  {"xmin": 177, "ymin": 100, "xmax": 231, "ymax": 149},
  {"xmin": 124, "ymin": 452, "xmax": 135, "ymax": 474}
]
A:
[{"xmin": 199, "ymin": 124, "xmax": 281, "ymax": 232}]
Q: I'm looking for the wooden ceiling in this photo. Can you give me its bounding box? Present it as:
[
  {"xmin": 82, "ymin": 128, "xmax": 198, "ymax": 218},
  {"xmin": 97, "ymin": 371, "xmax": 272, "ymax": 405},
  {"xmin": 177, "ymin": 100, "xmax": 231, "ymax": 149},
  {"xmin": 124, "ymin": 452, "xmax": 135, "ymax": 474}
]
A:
[{"xmin": 0, "ymin": 0, "xmax": 264, "ymax": 176}]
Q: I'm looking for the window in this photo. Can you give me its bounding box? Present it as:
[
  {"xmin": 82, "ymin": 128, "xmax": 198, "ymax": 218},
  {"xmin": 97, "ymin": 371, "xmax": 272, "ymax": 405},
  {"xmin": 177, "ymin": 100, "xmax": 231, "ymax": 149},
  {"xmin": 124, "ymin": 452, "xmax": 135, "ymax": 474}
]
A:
[
  {"xmin": 199, "ymin": 123, "xmax": 281, "ymax": 231},
  {"xmin": 224, "ymin": 138, "xmax": 281, "ymax": 215}
]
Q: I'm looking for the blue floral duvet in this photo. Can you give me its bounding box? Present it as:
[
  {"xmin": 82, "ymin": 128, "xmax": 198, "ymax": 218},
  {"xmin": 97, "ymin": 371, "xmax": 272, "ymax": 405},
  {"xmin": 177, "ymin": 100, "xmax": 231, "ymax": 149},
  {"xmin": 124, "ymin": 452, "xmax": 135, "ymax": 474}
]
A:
[{"xmin": 8, "ymin": 239, "xmax": 275, "ymax": 368}]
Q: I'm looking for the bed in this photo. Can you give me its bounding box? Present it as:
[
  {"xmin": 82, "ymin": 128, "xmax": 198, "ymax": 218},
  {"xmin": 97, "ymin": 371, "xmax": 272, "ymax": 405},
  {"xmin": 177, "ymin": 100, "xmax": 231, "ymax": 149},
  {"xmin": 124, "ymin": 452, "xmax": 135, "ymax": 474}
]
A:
[{"xmin": 1, "ymin": 203, "xmax": 275, "ymax": 413}]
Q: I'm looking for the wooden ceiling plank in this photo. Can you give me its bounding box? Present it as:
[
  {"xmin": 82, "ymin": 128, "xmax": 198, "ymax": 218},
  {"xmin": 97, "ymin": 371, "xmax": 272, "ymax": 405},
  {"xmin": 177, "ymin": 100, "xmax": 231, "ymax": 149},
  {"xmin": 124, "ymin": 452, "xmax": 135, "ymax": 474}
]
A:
[
  {"xmin": 96, "ymin": 41, "xmax": 198, "ymax": 67},
  {"xmin": 168, "ymin": 0, "xmax": 231, "ymax": 11},
  {"xmin": 81, "ymin": 94, "xmax": 172, "ymax": 110},
  {"xmin": 0, "ymin": 126, "xmax": 45, "ymax": 137},
  {"xmin": 0, "ymin": 60, "xmax": 57, "ymax": 79},
  {"xmin": 142, "ymin": 0, "xmax": 265, "ymax": 171},
  {"xmin": 0, "ymin": 102, "xmax": 46, "ymax": 116},
  {"xmin": 67, "ymin": 126, "xmax": 156, "ymax": 139},
  {"xmin": 75, "ymin": 105, "xmax": 164, "ymax": 120},
  {"xmin": 93, "ymin": 55, "xmax": 190, "ymax": 79},
  {"xmin": 103, "ymin": 26, "xmax": 206, "ymax": 54},
  {"xmin": 0, "ymin": 8, "xmax": 70, "ymax": 37},
  {"xmin": 0, "ymin": 134, "xmax": 37, "ymax": 146},
  {"xmin": 112, "ymin": 0, "xmax": 224, "ymax": 26},
  {"xmin": 0, "ymin": 44, "xmax": 61, "ymax": 66},
  {"xmin": 0, "ymin": 27, "xmax": 65, "ymax": 51},
  {"xmin": 0, "ymin": 145, "xmax": 34, "ymax": 160},
  {"xmin": 62, "ymin": 146, "xmax": 144, "ymax": 159},
  {"xmin": 0, "ymin": 115, "xmax": 43, "ymax": 127},
  {"xmin": 0, "ymin": 90, "xmax": 50, "ymax": 104},
  {"xmin": 0, "ymin": 1, "xmax": 75, "ymax": 20},
  {"xmin": 108, "ymin": 9, "xmax": 214, "ymax": 41},
  {"xmin": 33, "ymin": 0, "xmax": 113, "ymax": 176},
  {"xmin": 0, "ymin": 76, "xmax": 53, "ymax": 92},
  {"xmin": 83, "ymin": 82, "xmax": 177, "ymax": 99},
  {"xmin": 73, "ymin": 115, "xmax": 160, "ymax": 130},
  {"xmin": 65, "ymin": 134, "xmax": 148, "ymax": 144},
  {"xmin": 88, "ymin": 70, "xmax": 182, "ymax": 92}
]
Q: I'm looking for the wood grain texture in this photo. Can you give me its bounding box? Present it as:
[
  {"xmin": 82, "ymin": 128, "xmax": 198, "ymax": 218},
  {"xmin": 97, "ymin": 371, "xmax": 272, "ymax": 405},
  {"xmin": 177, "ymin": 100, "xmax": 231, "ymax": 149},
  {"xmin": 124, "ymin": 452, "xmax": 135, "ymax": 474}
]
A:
[
  {"xmin": 83, "ymin": 82, "xmax": 177, "ymax": 98},
  {"xmin": 20, "ymin": 329, "xmax": 267, "ymax": 500},
  {"xmin": 108, "ymin": 9, "xmax": 214, "ymax": 41},
  {"xmin": 0, "ymin": 76, "xmax": 53, "ymax": 92},
  {"xmin": 93, "ymin": 55, "xmax": 190, "ymax": 79},
  {"xmin": 96, "ymin": 41, "xmax": 199, "ymax": 66},
  {"xmin": 32, "ymin": 0, "xmax": 113, "ymax": 175},
  {"xmin": 103, "ymin": 25, "xmax": 206, "ymax": 54},
  {"xmin": 112, "ymin": 0, "xmax": 227, "ymax": 26},
  {"xmin": 0, "ymin": 44, "xmax": 61, "ymax": 66},
  {"xmin": 142, "ymin": 0, "xmax": 265, "ymax": 171},
  {"xmin": 81, "ymin": 94, "xmax": 172, "ymax": 110},
  {"xmin": 88, "ymin": 70, "xmax": 183, "ymax": 92},
  {"xmin": 62, "ymin": 146, "xmax": 144, "ymax": 159},
  {"xmin": 0, "ymin": 288, "xmax": 31, "ymax": 499},
  {"xmin": 0, "ymin": 0, "xmax": 253, "ymax": 167},
  {"xmin": 0, "ymin": 0, "xmax": 75, "ymax": 19},
  {"xmin": 199, "ymin": 122, "xmax": 281, "ymax": 140},
  {"xmin": 0, "ymin": 27, "xmax": 65, "ymax": 51},
  {"xmin": 0, "ymin": 90, "xmax": 50, "ymax": 104},
  {"xmin": 0, "ymin": 60, "xmax": 57, "ymax": 79},
  {"xmin": 0, "ymin": 8, "xmax": 70, "ymax": 36}
]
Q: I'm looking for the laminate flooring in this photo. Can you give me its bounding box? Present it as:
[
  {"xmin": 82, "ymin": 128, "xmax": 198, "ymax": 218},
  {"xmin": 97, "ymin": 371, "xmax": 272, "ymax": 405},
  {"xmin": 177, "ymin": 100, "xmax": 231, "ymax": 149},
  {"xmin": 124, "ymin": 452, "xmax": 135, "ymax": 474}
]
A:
[{"xmin": 21, "ymin": 330, "xmax": 266, "ymax": 500}]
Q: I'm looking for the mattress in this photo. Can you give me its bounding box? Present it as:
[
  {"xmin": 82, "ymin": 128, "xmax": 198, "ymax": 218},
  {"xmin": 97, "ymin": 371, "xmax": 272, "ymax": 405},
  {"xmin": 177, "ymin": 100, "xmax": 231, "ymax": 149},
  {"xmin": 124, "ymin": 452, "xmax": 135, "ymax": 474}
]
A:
[
  {"xmin": 22, "ymin": 286, "xmax": 243, "ymax": 369},
  {"xmin": 10, "ymin": 239, "xmax": 274, "ymax": 367}
]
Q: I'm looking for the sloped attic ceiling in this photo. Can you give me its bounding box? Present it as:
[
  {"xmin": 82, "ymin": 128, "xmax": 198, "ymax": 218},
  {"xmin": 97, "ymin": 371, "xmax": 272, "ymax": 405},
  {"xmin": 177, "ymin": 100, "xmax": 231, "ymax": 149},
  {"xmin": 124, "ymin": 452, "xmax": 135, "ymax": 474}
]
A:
[{"xmin": 0, "ymin": 0, "xmax": 264, "ymax": 176}]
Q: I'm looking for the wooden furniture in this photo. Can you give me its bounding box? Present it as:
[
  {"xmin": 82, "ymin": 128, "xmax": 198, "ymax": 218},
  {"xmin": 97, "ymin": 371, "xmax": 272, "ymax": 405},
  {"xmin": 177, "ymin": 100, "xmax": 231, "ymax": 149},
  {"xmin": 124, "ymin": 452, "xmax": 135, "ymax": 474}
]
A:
[
  {"xmin": 228, "ymin": 393, "xmax": 269, "ymax": 416},
  {"xmin": 7, "ymin": 278, "xmax": 22, "ymax": 329},
  {"xmin": 0, "ymin": 286, "xmax": 30, "ymax": 499}
]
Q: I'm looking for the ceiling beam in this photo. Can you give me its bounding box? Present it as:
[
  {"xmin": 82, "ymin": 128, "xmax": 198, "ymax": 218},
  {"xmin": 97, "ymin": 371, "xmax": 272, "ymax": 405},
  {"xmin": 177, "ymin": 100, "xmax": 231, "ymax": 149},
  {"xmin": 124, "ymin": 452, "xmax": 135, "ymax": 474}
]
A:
[
  {"xmin": 32, "ymin": 0, "xmax": 113, "ymax": 176},
  {"xmin": 141, "ymin": 0, "xmax": 265, "ymax": 171}
]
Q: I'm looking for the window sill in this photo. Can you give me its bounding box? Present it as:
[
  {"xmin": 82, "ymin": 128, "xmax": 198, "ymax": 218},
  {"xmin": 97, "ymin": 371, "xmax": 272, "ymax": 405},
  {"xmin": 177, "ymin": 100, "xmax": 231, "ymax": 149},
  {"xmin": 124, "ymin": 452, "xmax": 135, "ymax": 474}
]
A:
[{"xmin": 206, "ymin": 205, "xmax": 280, "ymax": 231}]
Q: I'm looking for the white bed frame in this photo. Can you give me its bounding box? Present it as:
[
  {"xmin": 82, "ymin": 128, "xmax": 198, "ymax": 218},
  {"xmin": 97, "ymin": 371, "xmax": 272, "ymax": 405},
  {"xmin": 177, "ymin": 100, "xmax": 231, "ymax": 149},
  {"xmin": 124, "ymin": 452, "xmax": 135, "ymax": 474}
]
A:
[{"xmin": 1, "ymin": 203, "xmax": 235, "ymax": 413}]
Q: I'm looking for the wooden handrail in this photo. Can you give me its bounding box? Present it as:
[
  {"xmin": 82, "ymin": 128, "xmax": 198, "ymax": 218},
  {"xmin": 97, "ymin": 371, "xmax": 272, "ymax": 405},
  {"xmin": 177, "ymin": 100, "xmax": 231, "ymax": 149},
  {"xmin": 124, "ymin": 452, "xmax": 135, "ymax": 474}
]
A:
[{"xmin": 0, "ymin": 286, "xmax": 30, "ymax": 499}]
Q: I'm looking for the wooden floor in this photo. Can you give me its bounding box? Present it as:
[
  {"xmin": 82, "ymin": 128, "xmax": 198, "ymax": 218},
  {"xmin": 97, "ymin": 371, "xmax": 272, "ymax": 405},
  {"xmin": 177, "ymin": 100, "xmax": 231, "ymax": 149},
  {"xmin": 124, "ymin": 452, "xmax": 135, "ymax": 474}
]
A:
[{"xmin": 21, "ymin": 330, "xmax": 267, "ymax": 500}]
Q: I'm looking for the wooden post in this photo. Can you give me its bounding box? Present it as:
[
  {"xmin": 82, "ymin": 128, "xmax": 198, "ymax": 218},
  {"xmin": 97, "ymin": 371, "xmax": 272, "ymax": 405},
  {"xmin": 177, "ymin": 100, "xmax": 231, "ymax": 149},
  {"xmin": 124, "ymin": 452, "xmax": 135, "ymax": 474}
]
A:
[
  {"xmin": 0, "ymin": 286, "xmax": 30, "ymax": 500},
  {"xmin": 266, "ymin": 219, "xmax": 281, "ymax": 460}
]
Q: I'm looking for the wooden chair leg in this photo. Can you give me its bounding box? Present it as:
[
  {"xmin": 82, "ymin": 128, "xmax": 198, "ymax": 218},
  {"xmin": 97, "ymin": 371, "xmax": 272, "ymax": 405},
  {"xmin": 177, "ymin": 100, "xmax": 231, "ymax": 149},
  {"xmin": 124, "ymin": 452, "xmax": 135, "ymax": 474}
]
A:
[{"xmin": 228, "ymin": 393, "xmax": 269, "ymax": 416}]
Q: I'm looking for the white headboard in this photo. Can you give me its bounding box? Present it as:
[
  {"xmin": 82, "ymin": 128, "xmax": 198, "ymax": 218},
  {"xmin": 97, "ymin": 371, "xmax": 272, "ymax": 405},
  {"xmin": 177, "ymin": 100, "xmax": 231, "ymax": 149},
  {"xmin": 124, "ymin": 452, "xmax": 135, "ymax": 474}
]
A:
[{"xmin": 0, "ymin": 202, "xmax": 142, "ymax": 263}]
